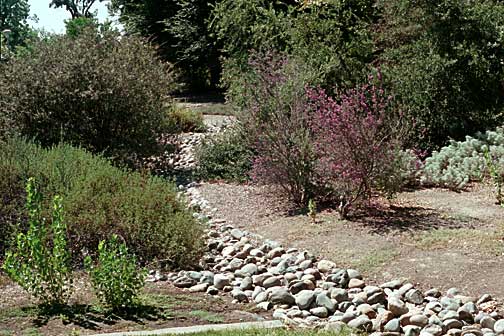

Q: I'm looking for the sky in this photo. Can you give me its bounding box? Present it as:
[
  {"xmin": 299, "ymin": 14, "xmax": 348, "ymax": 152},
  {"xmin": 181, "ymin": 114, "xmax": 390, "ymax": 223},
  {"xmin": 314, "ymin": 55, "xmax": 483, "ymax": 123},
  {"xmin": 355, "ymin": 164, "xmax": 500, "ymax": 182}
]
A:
[{"xmin": 28, "ymin": 0, "xmax": 114, "ymax": 34}]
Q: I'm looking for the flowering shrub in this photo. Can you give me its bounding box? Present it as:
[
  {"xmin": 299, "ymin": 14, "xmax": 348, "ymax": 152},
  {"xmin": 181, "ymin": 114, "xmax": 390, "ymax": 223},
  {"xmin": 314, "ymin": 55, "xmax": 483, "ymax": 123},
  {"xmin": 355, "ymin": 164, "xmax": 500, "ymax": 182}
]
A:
[
  {"xmin": 243, "ymin": 52, "xmax": 317, "ymax": 204},
  {"xmin": 308, "ymin": 73, "xmax": 408, "ymax": 217}
]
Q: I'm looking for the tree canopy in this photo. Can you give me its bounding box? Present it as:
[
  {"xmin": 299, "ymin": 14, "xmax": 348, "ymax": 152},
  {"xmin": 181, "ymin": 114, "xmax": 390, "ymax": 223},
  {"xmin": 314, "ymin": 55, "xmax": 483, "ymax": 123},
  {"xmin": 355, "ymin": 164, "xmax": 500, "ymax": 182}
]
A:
[
  {"xmin": 0, "ymin": 0, "xmax": 30, "ymax": 49},
  {"xmin": 50, "ymin": 0, "xmax": 105, "ymax": 19}
]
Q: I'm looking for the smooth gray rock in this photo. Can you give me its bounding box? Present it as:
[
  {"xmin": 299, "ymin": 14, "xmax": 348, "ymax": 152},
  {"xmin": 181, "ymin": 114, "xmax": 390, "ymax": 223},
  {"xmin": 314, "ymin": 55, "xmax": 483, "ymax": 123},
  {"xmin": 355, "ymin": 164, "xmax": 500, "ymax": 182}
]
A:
[
  {"xmin": 310, "ymin": 307, "xmax": 329, "ymax": 318},
  {"xmin": 231, "ymin": 288, "xmax": 249, "ymax": 303},
  {"xmin": 240, "ymin": 276, "xmax": 253, "ymax": 290},
  {"xmin": 406, "ymin": 289, "xmax": 424, "ymax": 305},
  {"xmin": 206, "ymin": 286, "xmax": 219, "ymax": 295},
  {"xmin": 385, "ymin": 319, "xmax": 402, "ymax": 332},
  {"xmin": 295, "ymin": 290, "xmax": 316, "ymax": 310},
  {"xmin": 316, "ymin": 292, "xmax": 336, "ymax": 313},
  {"xmin": 348, "ymin": 315, "xmax": 373, "ymax": 331},
  {"xmin": 270, "ymin": 288, "xmax": 295, "ymax": 306},
  {"xmin": 174, "ymin": 276, "xmax": 196, "ymax": 288},
  {"xmin": 317, "ymin": 260, "xmax": 336, "ymax": 273},
  {"xmin": 263, "ymin": 276, "xmax": 282, "ymax": 289},
  {"xmin": 494, "ymin": 319, "xmax": 504, "ymax": 334},
  {"xmin": 403, "ymin": 325, "xmax": 422, "ymax": 336},
  {"xmin": 213, "ymin": 274, "xmax": 231, "ymax": 290},
  {"xmin": 410, "ymin": 314, "xmax": 429, "ymax": 327},
  {"xmin": 256, "ymin": 301, "xmax": 273, "ymax": 311},
  {"xmin": 388, "ymin": 297, "xmax": 409, "ymax": 317},
  {"xmin": 331, "ymin": 288, "xmax": 349, "ymax": 302},
  {"xmin": 189, "ymin": 283, "xmax": 209, "ymax": 292},
  {"xmin": 240, "ymin": 263, "xmax": 258, "ymax": 276},
  {"xmin": 444, "ymin": 319, "xmax": 464, "ymax": 330},
  {"xmin": 481, "ymin": 316, "xmax": 497, "ymax": 330},
  {"xmin": 230, "ymin": 228, "xmax": 245, "ymax": 240}
]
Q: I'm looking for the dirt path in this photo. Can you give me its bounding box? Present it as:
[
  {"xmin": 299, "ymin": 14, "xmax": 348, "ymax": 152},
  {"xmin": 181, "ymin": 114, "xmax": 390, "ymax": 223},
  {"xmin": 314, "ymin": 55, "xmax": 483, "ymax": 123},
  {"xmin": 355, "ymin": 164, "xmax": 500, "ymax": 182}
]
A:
[{"xmin": 199, "ymin": 182, "xmax": 504, "ymax": 299}]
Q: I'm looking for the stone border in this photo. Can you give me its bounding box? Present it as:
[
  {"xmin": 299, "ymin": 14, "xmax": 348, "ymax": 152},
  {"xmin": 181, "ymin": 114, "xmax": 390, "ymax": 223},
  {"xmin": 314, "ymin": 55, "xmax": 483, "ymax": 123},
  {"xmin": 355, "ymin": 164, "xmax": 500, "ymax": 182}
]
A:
[{"xmin": 87, "ymin": 320, "xmax": 284, "ymax": 336}]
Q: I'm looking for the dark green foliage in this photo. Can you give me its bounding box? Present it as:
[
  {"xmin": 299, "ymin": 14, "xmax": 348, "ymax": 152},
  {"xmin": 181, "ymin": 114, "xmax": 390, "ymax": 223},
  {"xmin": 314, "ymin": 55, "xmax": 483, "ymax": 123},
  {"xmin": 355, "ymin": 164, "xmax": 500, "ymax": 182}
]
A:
[
  {"xmin": 85, "ymin": 235, "xmax": 146, "ymax": 310},
  {"xmin": 377, "ymin": 0, "xmax": 504, "ymax": 149},
  {"xmin": 0, "ymin": 137, "xmax": 205, "ymax": 268},
  {"xmin": 110, "ymin": 0, "xmax": 221, "ymax": 91},
  {"xmin": 65, "ymin": 17, "xmax": 98, "ymax": 37},
  {"xmin": 211, "ymin": 0, "xmax": 375, "ymax": 105},
  {"xmin": 167, "ymin": 106, "xmax": 206, "ymax": 133},
  {"xmin": 196, "ymin": 127, "xmax": 253, "ymax": 182},
  {"xmin": 0, "ymin": 0, "xmax": 30, "ymax": 51},
  {"xmin": 0, "ymin": 29, "xmax": 175, "ymax": 163}
]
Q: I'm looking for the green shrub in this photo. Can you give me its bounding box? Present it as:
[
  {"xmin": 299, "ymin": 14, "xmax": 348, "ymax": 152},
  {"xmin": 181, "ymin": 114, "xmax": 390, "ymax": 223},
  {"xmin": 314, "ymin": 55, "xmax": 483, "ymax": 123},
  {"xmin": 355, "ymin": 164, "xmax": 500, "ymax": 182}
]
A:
[
  {"xmin": 85, "ymin": 235, "xmax": 146, "ymax": 310},
  {"xmin": 421, "ymin": 127, "xmax": 504, "ymax": 193},
  {"xmin": 3, "ymin": 178, "xmax": 72, "ymax": 307},
  {"xmin": 0, "ymin": 29, "xmax": 176, "ymax": 163},
  {"xmin": 0, "ymin": 137, "xmax": 205, "ymax": 267},
  {"xmin": 196, "ymin": 126, "xmax": 253, "ymax": 182},
  {"xmin": 167, "ymin": 106, "xmax": 206, "ymax": 133}
]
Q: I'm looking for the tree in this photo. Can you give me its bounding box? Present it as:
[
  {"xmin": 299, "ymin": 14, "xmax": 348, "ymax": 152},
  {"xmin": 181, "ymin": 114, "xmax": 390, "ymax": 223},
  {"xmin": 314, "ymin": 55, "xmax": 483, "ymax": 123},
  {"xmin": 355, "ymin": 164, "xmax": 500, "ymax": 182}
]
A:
[
  {"xmin": 49, "ymin": 0, "xmax": 105, "ymax": 19},
  {"xmin": 109, "ymin": 0, "xmax": 222, "ymax": 91},
  {"xmin": 0, "ymin": 0, "xmax": 30, "ymax": 50}
]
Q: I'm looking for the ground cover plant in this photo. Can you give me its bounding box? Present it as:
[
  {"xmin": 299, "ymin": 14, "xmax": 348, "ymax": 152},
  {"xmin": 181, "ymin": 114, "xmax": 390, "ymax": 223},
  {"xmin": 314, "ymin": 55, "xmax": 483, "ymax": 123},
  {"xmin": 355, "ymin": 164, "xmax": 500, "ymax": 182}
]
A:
[
  {"xmin": 0, "ymin": 137, "xmax": 204, "ymax": 267},
  {"xmin": 422, "ymin": 127, "xmax": 504, "ymax": 204}
]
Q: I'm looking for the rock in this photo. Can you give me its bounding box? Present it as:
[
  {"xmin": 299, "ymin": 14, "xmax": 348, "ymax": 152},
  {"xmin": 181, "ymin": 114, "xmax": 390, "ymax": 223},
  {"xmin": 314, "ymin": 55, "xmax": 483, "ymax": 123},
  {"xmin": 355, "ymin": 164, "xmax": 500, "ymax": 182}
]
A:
[
  {"xmin": 310, "ymin": 307, "xmax": 329, "ymax": 318},
  {"xmin": 447, "ymin": 288, "xmax": 461, "ymax": 297},
  {"xmin": 448, "ymin": 329, "xmax": 462, "ymax": 336},
  {"xmin": 403, "ymin": 325, "xmax": 421, "ymax": 336},
  {"xmin": 348, "ymin": 315, "xmax": 373, "ymax": 331},
  {"xmin": 477, "ymin": 294, "xmax": 493, "ymax": 306},
  {"xmin": 444, "ymin": 319, "xmax": 464, "ymax": 330},
  {"xmin": 187, "ymin": 271, "xmax": 202, "ymax": 281},
  {"xmin": 270, "ymin": 288, "xmax": 295, "ymax": 306},
  {"xmin": 442, "ymin": 297, "xmax": 462, "ymax": 311},
  {"xmin": 254, "ymin": 291, "xmax": 268, "ymax": 304},
  {"xmin": 174, "ymin": 276, "xmax": 196, "ymax": 288},
  {"xmin": 423, "ymin": 324, "xmax": 444, "ymax": 336},
  {"xmin": 252, "ymin": 286, "xmax": 264, "ymax": 300},
  {"xmin": 231, "ymin": 288, "xmax": 249, "ymax": 303},
  {"xmin": 263, "ymin": 276, "xmax": 282, "ymax": 288},
  {"xmin": 214, "ymin": 274, "xmax": 231, "ymax": 290},
  {"xmin": 494, "ymin": 320, "xmax": 504, "ymax": 334},
  {"xmin": 267, "ymin": 247, "xmax": 285, "ymax": 260},
  {"xmin": 317, "ymin": 260, "xmax": 336, "ymax": 273},
  {"xmin": 240, "ymin": 263, "xmax": 258, "ymax": 276},
  {"xmin": 389, "ymin": 297, "xmax": 409, "ymax": 317},
  {"xmin": 206, "ymin": 286, "xmax": 219, "ymax": 295},
  {"xmin": 358, "ymin": 304, "xmax": 377, "ymax": 319},
  {"xmin": 381, "ymin": 280, "xmax": 404, "ymax": 289},
  {"xmin": 272, "ymin": 309, "xmax": 287, "ymax": 319},
  {"xmin": 316, "ymin": 292, "xmax": 336, "ymax": 313},
  {"xmin": 385, "ymin": 319, "xmax": 402, "ymax": 332},
  {"xmin": 369, "ymin": 291, "xmax": 386, "ymax": 305},
  {"xmin": 252, "ymin": 273, "xmax": 271, "ymax": 287},
  {"xmin": 222, "ymin": 246, "xmax": 235, "ymax": 257},
  {"xmin": 349, "ymin": 278, "xmax": 366, "ymax": 289},
  {"xmin": 481, "ymin": 316, "xmax": 496, "ymax": 330},
  {"xmin": 342, "ymin": 311, "xmax": 359, "ymax": 323},
  {"xmin": 240, "ymin": 276, "xmax": 253, "ymax": 290},
  {"xmin": 425, "ymin": 288, "xmax": 442, "ymax": 298},
  {"xmin": 406, "ymin": 289, "xmax": 424, "ymax": 305},
  {"xmin": 200, "ymin": 271, "xmax": 215, "ymax": 285},
  {"xmin": 409, "ymin": 314, "xmax": 429, "ymax": 327},
  {"xmin": 331, "ymin": 288, "xmax": 350, "ymax": 302},
  {"xmin": 295, "ymin": 290, "xmax": 316, "ymax": 310},
  {"xmin": 230, "ymin": 228, "xmax": 245, "ymax": 240},
  {"xmin": 325, "ymin": 321, "xmax": 347, "ymax": 332},
  {"xmin": 189, "ymin": 283, "xmax": 209, "ymax": 292},
  {"xmin": 347, "ymin": 269, "xmax": 362, "ymax": 279},
  {"xmin": 299, "ymin": 260, "xmax": 313, "ymax": 270},
  {"xmin": 327, "ymin": 269, "xmax": 350, "ymax": 288},
  {"xmin": 256, "ymin": 301, "xmax": 273, "ymax": 311}
]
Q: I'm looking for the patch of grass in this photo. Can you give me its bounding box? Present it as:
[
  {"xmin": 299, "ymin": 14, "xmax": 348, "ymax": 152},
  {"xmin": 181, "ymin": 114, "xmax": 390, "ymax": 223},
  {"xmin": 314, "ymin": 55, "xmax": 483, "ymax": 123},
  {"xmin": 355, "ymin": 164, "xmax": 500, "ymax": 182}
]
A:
[
  {"xmin": 148, "ymin": 327, "xmax": 352, "ymax": 336},
  {"xmin": 189, "ymin": 310, "xmax": 225, "ymax": 323},
  {"xmin": 414, "ymin": 227, "xmax": 504, "ymax": 256},
  {"xmin": 0, "ymin": 329, "xmax": 13, "ymax": 336},
  {"xmin": 355, "ymin": 247, "xmax": 400, "ymax": 274},
  {"xmin": 21, "ymin": 328, "xmax": 41, "ymax": 336},
  {"xmin": 0, "ymin": 306, "xmax": 39, "ymax": 322},
  {"xmin": 168, "ymin": 106, "xmax": 207, "ymax": 133},
  {"xmin": 189, "ymin": 103, "xmax": 236, "ymax": 116}
]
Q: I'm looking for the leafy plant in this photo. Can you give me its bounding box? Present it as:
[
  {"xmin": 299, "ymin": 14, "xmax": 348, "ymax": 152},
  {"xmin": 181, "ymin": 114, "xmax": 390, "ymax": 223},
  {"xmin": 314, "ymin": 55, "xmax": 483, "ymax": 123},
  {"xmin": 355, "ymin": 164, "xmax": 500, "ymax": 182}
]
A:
[
  {"xmin": 85, "ymin": 235, "xmax": 146, "ymax": 310},
  {"xmin": 0, "ymin": 29, "xmax": 175, "ymax": 164},
  {"xmin": 484, "ymin": 148, "xmax": 504, "ymax": 205},
  {"xmin": 2, "ymin": 178, "xmax": 72, "ymax": 307},
  {"xmin": 196, "ymin": 126, "xmax": 253, "ymax": 182},
  {"xmin": 308, "ymin": 199, "xmax": 317, "ymax": 224},
  {"xmin": 167, "ymin": 106, "xmax": 206, "ymax": 133},
  {"xmin": 308, "ymin": 72, "xmax": 408, "ymax": 218},
  {"xmin": 0, "ymin": 137, "xmax": 205, "ymax": 267}
]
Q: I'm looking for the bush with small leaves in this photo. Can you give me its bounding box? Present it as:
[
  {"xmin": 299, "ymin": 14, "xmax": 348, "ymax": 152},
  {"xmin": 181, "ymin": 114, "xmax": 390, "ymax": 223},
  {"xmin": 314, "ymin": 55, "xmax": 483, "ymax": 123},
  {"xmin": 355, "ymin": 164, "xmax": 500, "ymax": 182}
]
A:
[
  {"xmin": 85, "ymin": 235, "xmax": 146, "ymax": 310},
  {"xmin": 421, "ymin": 127, "xmax": 504, "ymax": 191},
  {"xmin": 2, "ymin": 178, "xmax": 72, "ymax": 307}
]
